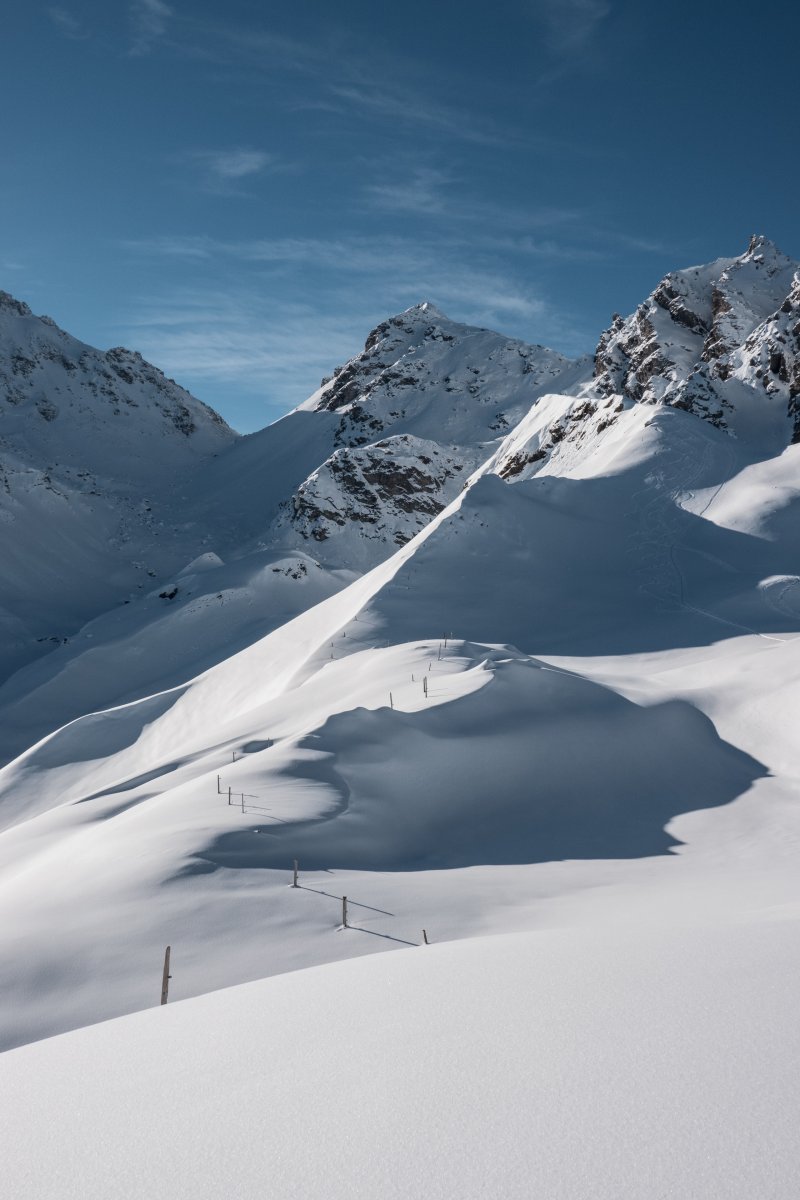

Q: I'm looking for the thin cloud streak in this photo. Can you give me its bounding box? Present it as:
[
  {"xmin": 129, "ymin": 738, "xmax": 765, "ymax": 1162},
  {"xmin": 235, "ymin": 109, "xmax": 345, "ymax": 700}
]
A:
[
  {"xmin": 47, "ymin": 7, "xmax": 89, "ymax": 40},
  {"xmin": 532, "ymin": 0, "xmax": 611, "ymax": 53},
  {"xmin": 129, "ymin": 0, "xmax": 172, "ymax": 56}
]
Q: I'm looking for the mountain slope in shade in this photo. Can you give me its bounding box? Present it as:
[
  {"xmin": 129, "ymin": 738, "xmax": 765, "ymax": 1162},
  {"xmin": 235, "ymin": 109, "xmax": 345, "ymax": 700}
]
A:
[{"xmin": 0, "ymin": 291, "xmax": 238, "ymax": 683}]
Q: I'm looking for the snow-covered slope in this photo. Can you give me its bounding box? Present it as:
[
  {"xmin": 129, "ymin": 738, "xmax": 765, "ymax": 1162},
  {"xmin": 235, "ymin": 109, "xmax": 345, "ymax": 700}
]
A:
[
  {"xmin": 3, "ymin": 237, "xmax": 800, "ymax": 1086},
  {"xmin": 0, "ymin": 292, "xmax": 238, "ymax": 684},
  {"xmin": 4, "ymin": 918, "xmax": 800, "ymax": 1200},
  {"xmin": 0, "ymin": 296, "xmax": 579, "ymax": 762}
]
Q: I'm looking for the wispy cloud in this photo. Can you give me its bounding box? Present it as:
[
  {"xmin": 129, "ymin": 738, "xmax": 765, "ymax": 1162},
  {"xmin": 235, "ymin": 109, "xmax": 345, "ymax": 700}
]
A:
[
  {"xmin": 129, "ymin": 0, "xmax": 172, "ymax": 56},
  {"xmin": 47, "ymin": 6, "xmax": 89, "ymax": 40},
  {"xmin": 328, "ymin": 84, "xmax": 509, "ymax": 147},
  {"xmin": 116, "ymin": 287, "xmax": 373, "ymax": 423},
  {"xmin": 364, "ymin": 167, "xmax": 453, "ymax": 217},
  {"xmin": 196, "ymin": 149, "xmax": 274, "ymax": 180},
  {"xmin": 533, "ymin": 0, "xmax": 610, "ymax": 53},
  {"xmin": 174, "ymin": 147, "xmax": 286, "ymax": 197}
]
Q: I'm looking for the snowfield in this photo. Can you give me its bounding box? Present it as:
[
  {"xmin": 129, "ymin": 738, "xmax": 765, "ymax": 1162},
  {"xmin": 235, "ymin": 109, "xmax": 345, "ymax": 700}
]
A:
[
  {"xmin": 3, "ymin": 919, "xmax": 800, "ymax": 1200},
  {"xmin": 2, "ymin": 237, "xmax": 800, "ymax": 1195}
]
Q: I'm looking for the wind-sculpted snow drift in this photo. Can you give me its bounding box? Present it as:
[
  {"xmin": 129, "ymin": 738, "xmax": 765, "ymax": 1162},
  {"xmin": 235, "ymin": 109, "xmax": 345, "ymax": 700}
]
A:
[{"xmin": 1, "ymin": 233, "xmax": 800, "ymax": 1117}]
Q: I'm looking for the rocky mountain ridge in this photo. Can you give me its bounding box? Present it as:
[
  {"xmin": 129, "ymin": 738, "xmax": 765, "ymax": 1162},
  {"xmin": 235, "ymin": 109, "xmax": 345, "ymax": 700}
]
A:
[
  {"xmin": 1, "ymin": 235, "xmax": 798, "ymax": 753},
  {"xmin": 592, "ymin": 235, "xmax": 800, "ymax": 436}
]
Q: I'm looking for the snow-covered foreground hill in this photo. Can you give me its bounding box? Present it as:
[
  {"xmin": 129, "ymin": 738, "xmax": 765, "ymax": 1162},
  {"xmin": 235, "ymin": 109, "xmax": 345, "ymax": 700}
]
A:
[
  {"xmin": 2, "ymin": 236, "xmax": 800, "ymax": 1191},
  {"xmin": 3, "ymin": 917, "xmax": 800, "ymax": 1200}
]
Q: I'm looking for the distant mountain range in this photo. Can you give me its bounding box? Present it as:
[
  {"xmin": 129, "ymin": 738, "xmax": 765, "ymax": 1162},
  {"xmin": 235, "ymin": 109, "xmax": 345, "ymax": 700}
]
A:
[{"xmin": 1, "ymin": 236, "xmax": 799, "ymax": 1053}]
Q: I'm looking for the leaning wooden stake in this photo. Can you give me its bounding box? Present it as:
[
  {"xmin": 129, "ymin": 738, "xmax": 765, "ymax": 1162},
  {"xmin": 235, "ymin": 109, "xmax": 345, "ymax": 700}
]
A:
[
  {"xmin": 217, "ymin": 774, "xmax": 221, "ymax": 794},
  {"xmin": 389, "ymin": 692, "xmax": 394, "ymax": 709},
  {"xmin": 160, "ymin": 946, "xmax": 171, "ymax": 1005},
  {"xmin": 228, "ymin": 786, "xmax": 232, "ymax": 806},
  {"xmin": 292, "ymin": 859, "xmax": 299, "ymax": 888},
  {"xmin": 342, "ymin": 895, "xmax": 348, "ymax": 928},
  {"xmin": 422, "ymin": 929, "xmax": 429, "ymax": 945},
  {"xmin": 423, "ymin": 676, "xmax": 428, "ymax": 698}
]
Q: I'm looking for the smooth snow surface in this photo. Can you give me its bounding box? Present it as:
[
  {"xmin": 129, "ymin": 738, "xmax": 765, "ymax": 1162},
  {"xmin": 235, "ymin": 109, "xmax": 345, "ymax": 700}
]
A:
[{"xmin": 3, "ymin": 920, "xmax": 799, "ymax": 1200}]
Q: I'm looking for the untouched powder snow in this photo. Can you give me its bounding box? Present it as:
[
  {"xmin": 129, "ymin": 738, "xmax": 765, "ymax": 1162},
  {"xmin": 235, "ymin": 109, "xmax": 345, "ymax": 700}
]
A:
[{"xmin": 3, "ymin": 918, "xmax": 800, "ymax": 1200}]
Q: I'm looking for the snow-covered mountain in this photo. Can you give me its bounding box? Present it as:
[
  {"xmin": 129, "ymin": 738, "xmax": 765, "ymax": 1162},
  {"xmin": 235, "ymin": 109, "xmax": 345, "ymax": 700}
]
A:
[
  {"xmin": 593, "ymin": 234, "xmax": 800, "ymax": 439},
  {"xmin": 0, "ymin": 292, "xmax": 238, "ymax": 685},
  {"xmin": 0, "ymin": 296, "xmax": 581, "ymax": 761},
  {"xmin": 3, "ymin": 234, "xmax": 800, "ymax": 1200}
]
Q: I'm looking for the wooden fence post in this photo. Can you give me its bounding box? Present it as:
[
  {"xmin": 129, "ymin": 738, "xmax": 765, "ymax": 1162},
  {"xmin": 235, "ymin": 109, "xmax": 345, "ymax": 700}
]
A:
[
  {"xmin": 422, "ymin": 929, "xmax": 429, "ymax": 945},
  {"xmin": 423, "ymin": 676, "xmax": 428, "ymax": 698},
  {"xmin": 389, "ymin": 692, "xmax": 393, "ymax": 709},
  {"xmin": 241, "ymin": 791, "xmax": 245, "ymax": 814},
  {"xmin": 160, "ymin": 946, "xmax": 171, "ymax": 1004},
  {"xmin": 292, "ymin": 859, "xmax": 299, "ymax": 888},
  {"xmin": 342, "ymin": 896, "xmax": 348, "ymax": 928},
  {"xmin": 217, "ymin": 774, "xmax": 221, "ymax": 794},
  {"xmin": 228, "ymin": 786, "xmax": 231, "ymax": 806}
]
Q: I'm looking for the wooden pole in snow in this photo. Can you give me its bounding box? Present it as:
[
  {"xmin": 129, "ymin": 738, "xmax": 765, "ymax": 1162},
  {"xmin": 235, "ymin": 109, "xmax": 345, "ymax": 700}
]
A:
[
  {"xmin": 389, "ymin": 692, "xmax": 393, "ymax": 709},
  {"xmin": 423, "ymin": 676, "xmax": 428, "ymax": 698},
  {"xmin": 217, "ymin": 774, "xmax": 221, "ymax": 794},
  {"xmin": 292, "ymin": 859, "xmax": 299, "ymax": 888},
  {"xmin": 342, "ymin": 896, "xmax": 348, "ymax": 928},
  {"xmin": 241, "ymin": 791, "xmax": 245, "ymax": 814},
  {"xmin": 228, "ymin": 786, "xmax": 232, "ymax": 806},
  {"xmin": 160, "ymin": 946, "xmax": 171, "ymax": 1004},
  {"xmin": 422, "ymin": 929, "xmax": 429, "ymax": 945}
]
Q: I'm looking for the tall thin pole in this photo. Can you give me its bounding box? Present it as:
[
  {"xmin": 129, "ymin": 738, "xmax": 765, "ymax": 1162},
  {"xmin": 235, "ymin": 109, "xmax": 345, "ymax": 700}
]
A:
[
  {"xmin": 160, "ymin": 946, "xmax": 171, "ymax": 1005},
  {"xmin": 292, "ymin": 859, "xmax": 299, "ymax": 888},
  {"xmin": 342, "ymin": 896, "xmax": 348, "ymax": 928}
]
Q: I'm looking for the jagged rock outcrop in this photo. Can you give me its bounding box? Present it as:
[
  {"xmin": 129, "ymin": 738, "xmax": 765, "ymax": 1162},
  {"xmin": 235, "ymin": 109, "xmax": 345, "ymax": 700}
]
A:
[{"xmin": 592, "ymin": 236, "xmax": 800, "ymax": 434}]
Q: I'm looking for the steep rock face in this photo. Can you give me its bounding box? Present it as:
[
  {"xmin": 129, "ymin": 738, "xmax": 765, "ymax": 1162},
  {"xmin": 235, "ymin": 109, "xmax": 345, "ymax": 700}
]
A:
[
  {"xmin": 730, "ymin": 272, "xmax": 800, "ymax": 439},
  {"xmin": 593, "ymin": 237, "xmax": 799, "ymax": 434},
  {"xmin": 283, "ymin": 302, "xmax": 577, "ymax": 561},
  {"xmin": 273, "ymin": 435, "xmax": 469, "ymax": 566}
]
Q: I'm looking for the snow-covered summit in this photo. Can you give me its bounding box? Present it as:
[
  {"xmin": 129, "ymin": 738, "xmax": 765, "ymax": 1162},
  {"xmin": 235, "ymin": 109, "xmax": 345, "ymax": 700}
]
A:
[
  {"xmin": 0, "ymin": 290, "xmax": 235, "ymax": 481},
  {"xmin": 592, "ymin": 236, "xmax": 800, "ymax": 439},
  {"xmin": 280, "ymin": 302, "xmax": 577, "ymax": 559}
]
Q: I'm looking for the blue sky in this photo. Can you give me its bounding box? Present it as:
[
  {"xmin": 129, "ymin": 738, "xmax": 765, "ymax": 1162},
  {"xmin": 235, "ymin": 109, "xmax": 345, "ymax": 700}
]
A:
[{"xmin": 2, "ymin": 1, "xmax": 798, "ymax": 431}]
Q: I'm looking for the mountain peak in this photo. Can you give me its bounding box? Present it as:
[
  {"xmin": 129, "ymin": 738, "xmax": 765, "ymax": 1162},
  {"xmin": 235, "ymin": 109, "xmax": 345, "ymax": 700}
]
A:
[
  {"xmin": 743, "ymin": 231, "xmax": 782, "ymax": 258},
  {"xmin": 402, "ymin": 300, "xmax": 448, "ymax": 321},
  {"xmin": 741, "ymin": 234, "xmax": 790, "ymax": 264},
  {"xmin": 0, "ymin": 290, "xmax": 33, "ymax": 318}
]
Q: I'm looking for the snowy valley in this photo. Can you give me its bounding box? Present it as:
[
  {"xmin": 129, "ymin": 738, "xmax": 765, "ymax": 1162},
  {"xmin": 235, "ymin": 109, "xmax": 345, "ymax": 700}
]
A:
[{"xmin": 2, "ymin": 235, "xmax": 800, "ymax": 1197}]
